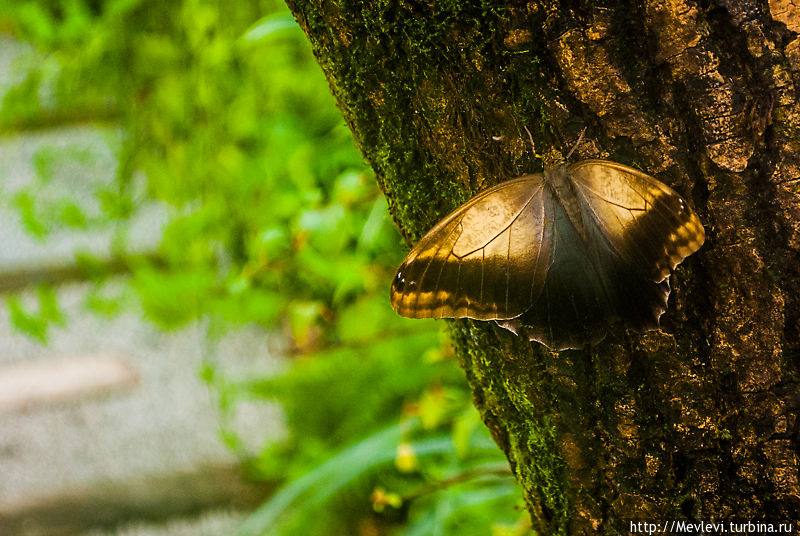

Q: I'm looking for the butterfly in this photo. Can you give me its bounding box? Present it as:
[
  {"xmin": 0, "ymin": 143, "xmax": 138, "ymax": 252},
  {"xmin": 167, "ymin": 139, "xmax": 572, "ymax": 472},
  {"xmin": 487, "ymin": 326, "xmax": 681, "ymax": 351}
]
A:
[{"xmin": 390, "ymin": 159, "xmax": 705, "ymax": 351}]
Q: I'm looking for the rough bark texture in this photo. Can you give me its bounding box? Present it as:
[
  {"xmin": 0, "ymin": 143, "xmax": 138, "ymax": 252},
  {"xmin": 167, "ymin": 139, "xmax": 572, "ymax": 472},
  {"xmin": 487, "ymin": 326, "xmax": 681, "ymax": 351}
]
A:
[{"xmin": 284, "ymin": 0, "xmax": 800, "ymax": 533}]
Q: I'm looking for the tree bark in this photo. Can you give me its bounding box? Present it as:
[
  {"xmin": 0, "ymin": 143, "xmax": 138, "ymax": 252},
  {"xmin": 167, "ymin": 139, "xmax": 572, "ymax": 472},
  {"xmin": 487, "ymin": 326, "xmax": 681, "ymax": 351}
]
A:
[{"xmin": 284, "ymin": 0, "xmax": 800, "ymax": 533}]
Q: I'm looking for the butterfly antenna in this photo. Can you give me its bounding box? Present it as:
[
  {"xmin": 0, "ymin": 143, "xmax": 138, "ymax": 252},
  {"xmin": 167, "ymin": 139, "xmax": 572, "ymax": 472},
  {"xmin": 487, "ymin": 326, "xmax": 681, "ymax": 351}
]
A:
[
  {"xmin": 523, "ymin": 125, "xmax": 542, "ymax": 160},
  {"xmin": 565, "ymin": 127, "xmax": 587, "ymax": 160}
]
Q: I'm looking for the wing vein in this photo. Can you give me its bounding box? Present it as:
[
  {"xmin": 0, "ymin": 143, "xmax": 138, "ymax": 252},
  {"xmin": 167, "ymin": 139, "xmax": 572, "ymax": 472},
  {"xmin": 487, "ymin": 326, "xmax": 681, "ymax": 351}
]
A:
[{"xmin": 505, "ymin": 224, "xmax": 511, "ymax": 315}]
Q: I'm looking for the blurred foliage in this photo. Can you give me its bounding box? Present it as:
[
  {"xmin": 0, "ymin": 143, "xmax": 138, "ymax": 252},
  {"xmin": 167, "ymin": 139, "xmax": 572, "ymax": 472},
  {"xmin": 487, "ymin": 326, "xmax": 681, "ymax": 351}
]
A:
[
  {"xmin": 6, "ymin": 284, "xmax": 64, "ymax": 343},
  {"xmin": 0, "ymin": 0, "xmax": 527, "ymax": 534}
]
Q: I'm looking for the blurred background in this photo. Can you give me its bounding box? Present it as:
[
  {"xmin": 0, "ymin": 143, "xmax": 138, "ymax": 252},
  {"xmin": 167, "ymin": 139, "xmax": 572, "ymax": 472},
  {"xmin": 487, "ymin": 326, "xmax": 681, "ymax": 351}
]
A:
[{"xmin": 0, "ymin": 1, "xmax": 526, "ymax": 535}]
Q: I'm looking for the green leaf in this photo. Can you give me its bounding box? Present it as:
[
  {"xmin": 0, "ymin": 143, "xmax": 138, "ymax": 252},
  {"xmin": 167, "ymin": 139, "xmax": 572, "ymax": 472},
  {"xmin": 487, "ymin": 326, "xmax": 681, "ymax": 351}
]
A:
[
  {"xmin": 240, "ymin": 13, "xmax": 299, "ymax": 43},
  {"xmin": 84, "ymin": 282, "xmax": 129, "ymax": 317},
  {"xmin": 57, "ymin": 199, "xmax": 88, "ymax": 228},
  {"xmin": 332, "ymin": 170, "xmax": 369, "ymax": 205},
  {"xmin": 134, "ymin": 267, "xmax": 217, "ymax": 329},
  {"xmin": 401, "ymin": 485, "xmax": 520, "ymax": 536},
  {"xmin": 211, "ymin": 288, "xmax": 284, "ymax": 327},
  {"xmin": 452, "ymin": 408, "xmax": 482, "ymax": 459},
  {"xmin": 7, "ymin": 297, "xmax": 48, "ymax": 344},
  {"xmin": 295, "ymin": 204, "xmax": 348, "ymax": 255},
  {"xmin": 6, "ymin": 285, "xmax": 64, "ymax": 344},
  {"xmin": 357, "ymin": 196, "xmax": 393, "ymax": 254},
  {"xmin": 13, "ymin": 191, "xmax": 48, "ymax": 240},
  {"xmin": 37, "ymin": 285, "xmax": 63, "ymax": 324}
]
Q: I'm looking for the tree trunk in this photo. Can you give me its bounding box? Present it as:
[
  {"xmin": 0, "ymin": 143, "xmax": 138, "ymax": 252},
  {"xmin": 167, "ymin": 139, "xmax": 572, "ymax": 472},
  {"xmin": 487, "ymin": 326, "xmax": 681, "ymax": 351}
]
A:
[{"xmin": 284, "ymin": 0, "xmax": 800, "ymax": 533}]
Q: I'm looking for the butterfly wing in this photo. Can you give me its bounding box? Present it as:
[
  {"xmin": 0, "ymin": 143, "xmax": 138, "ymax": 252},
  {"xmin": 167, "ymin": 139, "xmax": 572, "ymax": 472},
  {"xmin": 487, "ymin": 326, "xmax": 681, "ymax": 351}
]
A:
[
  {"xmin": 391, "ymin": 174, "xmax": 552, "ymax": 321},
  {"xmin": 567, "ymin": 159, "xmax": 705, "ymax": 283}
]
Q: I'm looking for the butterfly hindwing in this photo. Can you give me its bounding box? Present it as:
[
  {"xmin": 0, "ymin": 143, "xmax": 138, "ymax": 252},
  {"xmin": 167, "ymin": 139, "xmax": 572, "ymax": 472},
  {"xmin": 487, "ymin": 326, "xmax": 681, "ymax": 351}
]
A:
[{"xmin": 390, "ymin": 174, "xmax": 551, "ymax": 320}]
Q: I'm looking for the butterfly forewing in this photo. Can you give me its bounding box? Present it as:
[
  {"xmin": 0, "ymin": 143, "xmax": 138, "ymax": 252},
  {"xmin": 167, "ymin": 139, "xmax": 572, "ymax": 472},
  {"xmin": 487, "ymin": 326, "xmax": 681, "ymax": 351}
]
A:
[
  {"xmin": 391, "ymin": 174, "xmax": 550, "ymax": 320},
  {"xmin": 567, "ymin": 160, "xmax": 705, "ymax": 283}
]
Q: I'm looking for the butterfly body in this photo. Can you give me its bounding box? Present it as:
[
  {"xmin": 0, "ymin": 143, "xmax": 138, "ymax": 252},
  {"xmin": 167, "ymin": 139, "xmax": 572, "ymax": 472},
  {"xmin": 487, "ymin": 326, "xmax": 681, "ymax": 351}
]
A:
[
  {"xmin": 544, "ymin": 161, "xmax": 593, "ymax": 245},
  {"xmin": 390, "ymin": 159, "xmax": 705, "ymax": 350}
]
